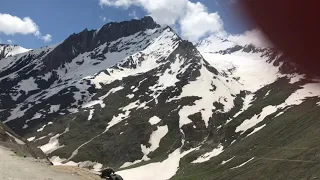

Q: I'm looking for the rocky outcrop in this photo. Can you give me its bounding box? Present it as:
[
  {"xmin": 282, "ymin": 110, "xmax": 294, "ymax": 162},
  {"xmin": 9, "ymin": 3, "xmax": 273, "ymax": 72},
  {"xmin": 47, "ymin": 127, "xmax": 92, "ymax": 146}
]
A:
[
  {"xmin": 0, "ymin": 44, "xmax": 7, "ymax": 60},
  {"xmin": 0, "ymin": 122, "xmax": 46, "ymax": 159}
]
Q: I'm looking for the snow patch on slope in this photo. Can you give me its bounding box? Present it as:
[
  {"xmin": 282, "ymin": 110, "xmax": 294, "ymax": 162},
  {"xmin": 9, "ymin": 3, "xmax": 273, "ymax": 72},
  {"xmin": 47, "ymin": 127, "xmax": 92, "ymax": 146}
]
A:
[
  {"xmin": 221, "ymin": 156, "xmax": 235, "ymax": 165},
  {"xmin": 49, "ymin": 105, "xmax": 60, "ymax": 113},
  {"xmin": 16, "ymin": 77, "xmax": 39, "ymax": 94},
  {"xmin": 118, "ymin": 148, "xmax": 196, "ymax": 180},
  {"xmin": 233, "ymin": 94, "xmax": 254, "ymax": 118},
  {"xmin": 88, "ymin": 109, "xmax": 94, "ymax": 121},
  {"xmin": 40, "ymin": 127, "xmax": 69, "ymax": 154},
  {"xmin": 37, "ymin": 122, "xmax": 53, "ymax": 132},
  {"xmin": 149, "ymin": 116, "xmax": 162, "ymax": 125},
  {"xmin": 236, "ymin": 106, "xmax": 277, "ymax": 133},
  {"xmin": 246, "ymin": 124, "xmax": 266, "ymax": 138},
  {"xmin": 121, "ymin": 124, "xmax": 169, "ymax": 168},
  {"xmin": 230, "ymin": 157, "xmax": 255, "ymax": 170},
  {"xmin": 39, "ymin": 134, "xmax": 63, "ymax": 154},
  {"xmin": 4, "ymin": 105, "xmax": 29, "ymax": 123},
  {"xmin": 82, "ymin": 86, "xmax": 124, "ymax": 108},
  {"xmin": 27, "ymin": 136, "xmax": 36, "ymax": 142},
  {"xmin": 236, "ymin": 83, "xmax": 320, "ymax": 134},
  {"xmin": 141, "ymin": 125, "xmax": 169, "ymax": 156},
  {"xmin": 192, "ymin": 145, "xmax": 224, "ymax": 163}
]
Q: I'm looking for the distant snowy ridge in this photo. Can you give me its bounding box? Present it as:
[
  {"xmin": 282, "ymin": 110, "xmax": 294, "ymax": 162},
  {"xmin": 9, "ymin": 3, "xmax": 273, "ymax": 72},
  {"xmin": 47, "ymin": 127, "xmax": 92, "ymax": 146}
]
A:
[{"xmin": 0, "ymin": 44, "xmax": 30, "ymax": 59}]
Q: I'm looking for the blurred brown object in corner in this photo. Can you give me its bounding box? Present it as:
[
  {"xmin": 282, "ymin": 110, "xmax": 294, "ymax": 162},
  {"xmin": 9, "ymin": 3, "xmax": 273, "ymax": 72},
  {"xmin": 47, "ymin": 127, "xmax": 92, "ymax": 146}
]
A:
[{"xmin": 240, "ymin": 0, "xmax": 320, "ymax": 77}]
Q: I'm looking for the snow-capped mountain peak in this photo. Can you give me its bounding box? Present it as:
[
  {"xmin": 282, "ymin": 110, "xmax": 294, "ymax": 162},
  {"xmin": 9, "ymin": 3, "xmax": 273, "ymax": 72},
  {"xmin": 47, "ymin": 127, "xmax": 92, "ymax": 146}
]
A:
[
  {"xmin": 0, "ymin": 44, "xmax": 30, "ymax": 60},
  {"xmin": 196, "ymin": 34, "xmax": 237, "ymax": 53}
]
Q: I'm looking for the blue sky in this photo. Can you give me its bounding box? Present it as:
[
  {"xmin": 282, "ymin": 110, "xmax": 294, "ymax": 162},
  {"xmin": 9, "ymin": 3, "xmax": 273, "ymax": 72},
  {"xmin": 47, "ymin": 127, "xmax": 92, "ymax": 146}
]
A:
[{"xmin": 0, "ymin": 0, "xmax": 252, "ymax": 49}]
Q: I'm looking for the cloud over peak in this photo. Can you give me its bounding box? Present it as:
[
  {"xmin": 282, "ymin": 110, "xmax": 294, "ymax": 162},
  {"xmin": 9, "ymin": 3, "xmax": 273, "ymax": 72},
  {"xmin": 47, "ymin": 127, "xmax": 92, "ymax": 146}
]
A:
[
  {"xmin": 0, "ymin": 14, "xmax": 39, "ymax": 35},
  {"xmin": 180, "ymin": 2, "xmax": 225, "ymax": 42},
  {"xmin": 99, "ymin": 0, "xmax": 270, "ymax": 47},
  {"xmin": 99, "ymin": 0, "xmax": 225, "ymax": 42},
  {"xmin": 0, "ymin": 13, "xmax": 52, "ymax": 43},
  {"xmin": 40, "ymin": 34, "xmax": 52, "ymax": 43}
]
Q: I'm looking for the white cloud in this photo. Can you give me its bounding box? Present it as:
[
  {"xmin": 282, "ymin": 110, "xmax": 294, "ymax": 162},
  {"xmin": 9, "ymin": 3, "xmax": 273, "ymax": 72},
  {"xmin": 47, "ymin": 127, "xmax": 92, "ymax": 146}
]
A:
[
  {"xmin": 100, "ymin": 16, "xmax": 109, "ymax": 22},
  {"xmin": 34, "ymin": 31, "xmax": 41, "ymax": 37},
  {"xmin": 0, "ymin": 13, "xmax": 52, "ymax": 43},
  {"xmin": 137, "ymin": 0, "xmax": 188, "ymax": 25},
  {"xmin": 40, "ymin": 34, "xmax": 52, "ymax": 43},
  {"xmin": 0, "ymin": 14, "xmax": 39, "ymax": 35},
  {"xmin": 198, "ymin": 29, "xmax": 272, "ymax": 51},
  {"xmin": 179, "ymin": 2, "xmax": 225, "ymax": 42},
  {"xmin": 34, "ymin": 31, "xmax": 52, "ymax": 43},
  {"xmin": 227, "ymin": 29, "xmax": 272, "ymax": 48},
  {"xmin": 129, "ymin": 10, "xmax": 138, "ymax": 19},
  {"xmin": 99, "ymin": 0, "xmax": 133, "ymax": 8},
  {"xmin": 7, "ymin": 40, "xmax": 13, "ymax": 44}
]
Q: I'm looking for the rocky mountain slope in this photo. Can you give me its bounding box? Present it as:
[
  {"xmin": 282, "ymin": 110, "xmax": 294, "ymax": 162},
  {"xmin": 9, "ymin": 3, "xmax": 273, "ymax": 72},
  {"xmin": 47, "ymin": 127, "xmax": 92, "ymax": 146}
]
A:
[
  {"xmin": 170, "ymin": 37, "xmax": 320, "ymax": 180},
  {"xmin": 0, "ymin": 121, "xmax": 46, "ymax": 159},
  {"xmin": 1, "ymin": 16, "xmax": 320, "ymax": 179}
]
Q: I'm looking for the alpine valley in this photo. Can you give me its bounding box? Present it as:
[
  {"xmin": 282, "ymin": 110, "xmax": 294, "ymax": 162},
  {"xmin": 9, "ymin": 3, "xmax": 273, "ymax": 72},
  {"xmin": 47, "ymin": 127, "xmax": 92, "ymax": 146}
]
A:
[{"xmin": 1, "ymin": 17, "xmax": 320, "ymax": 180}]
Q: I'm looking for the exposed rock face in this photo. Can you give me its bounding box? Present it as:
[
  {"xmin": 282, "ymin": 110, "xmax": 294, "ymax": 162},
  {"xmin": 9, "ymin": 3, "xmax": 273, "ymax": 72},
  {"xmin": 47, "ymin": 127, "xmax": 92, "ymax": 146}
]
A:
[{"xmin": 0, "ymin": 122, "xmax": 46, "ymax": 159}]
